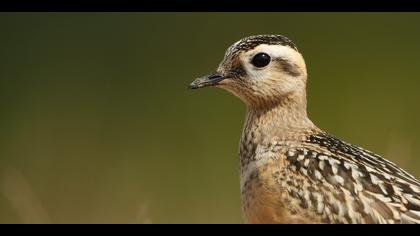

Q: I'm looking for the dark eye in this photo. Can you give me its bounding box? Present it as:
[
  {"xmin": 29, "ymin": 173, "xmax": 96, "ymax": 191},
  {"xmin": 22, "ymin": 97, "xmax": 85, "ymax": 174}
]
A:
[{"xmin": 251, "ymin": 53, "xmax": 271, "ymax": 68}]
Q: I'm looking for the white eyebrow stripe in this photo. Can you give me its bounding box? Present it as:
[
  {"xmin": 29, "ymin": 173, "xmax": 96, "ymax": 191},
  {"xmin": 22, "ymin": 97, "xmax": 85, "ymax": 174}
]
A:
[{"xmin": 253, "ymin": 44, "xmax": 297, "ymax": 60}]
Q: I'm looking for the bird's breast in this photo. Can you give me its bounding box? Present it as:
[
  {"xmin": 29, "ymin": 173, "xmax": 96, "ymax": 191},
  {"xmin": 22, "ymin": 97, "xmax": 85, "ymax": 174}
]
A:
[{"xmin": 239, "ymin": 155, "xmax": 316, "ymax": 224}]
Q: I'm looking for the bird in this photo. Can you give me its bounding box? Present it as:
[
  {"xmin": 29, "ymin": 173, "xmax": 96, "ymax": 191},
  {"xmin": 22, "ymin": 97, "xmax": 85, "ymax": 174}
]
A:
[{"xmin": 188, "ymin": 34, "xmax": 420, "ymax": 224}]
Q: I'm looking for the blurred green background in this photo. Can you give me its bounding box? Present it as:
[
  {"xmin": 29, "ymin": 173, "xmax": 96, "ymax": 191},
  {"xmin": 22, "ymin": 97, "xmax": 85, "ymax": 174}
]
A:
[{"xmin": 0, "ymin": 13, "xmax": 420, "ymax": 224}]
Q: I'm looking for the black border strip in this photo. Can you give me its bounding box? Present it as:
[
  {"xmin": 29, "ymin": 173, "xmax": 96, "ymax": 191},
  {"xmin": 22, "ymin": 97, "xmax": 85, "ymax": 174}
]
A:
[{"xmin": 1, "ymin": 0, "xmax": 420, "ymax": 12}]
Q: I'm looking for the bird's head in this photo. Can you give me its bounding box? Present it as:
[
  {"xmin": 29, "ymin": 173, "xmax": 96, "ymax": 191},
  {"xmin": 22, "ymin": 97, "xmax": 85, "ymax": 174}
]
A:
[{"xmin": 189, "ymin": 35, "xmax": 308, "ymax": 110}]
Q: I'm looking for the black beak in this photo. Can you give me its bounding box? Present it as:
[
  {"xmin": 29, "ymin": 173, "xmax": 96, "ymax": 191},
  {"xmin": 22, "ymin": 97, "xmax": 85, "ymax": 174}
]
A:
[{"xmin": 188, "ymin": 72, "xmax": 225, "ymax": 89}]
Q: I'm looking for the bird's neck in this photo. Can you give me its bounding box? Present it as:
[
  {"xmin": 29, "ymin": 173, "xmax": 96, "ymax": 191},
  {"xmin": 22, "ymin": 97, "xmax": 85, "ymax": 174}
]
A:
[
  {"xmin": 243, "ymin": 92, "xmax": 318, "ymax": 143},
  {"xmin": 238, "ymin": 92, "xmax": 319, "ymax": 184}
]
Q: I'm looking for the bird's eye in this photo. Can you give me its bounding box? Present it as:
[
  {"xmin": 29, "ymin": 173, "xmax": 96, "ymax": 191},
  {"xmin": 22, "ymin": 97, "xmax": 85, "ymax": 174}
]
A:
[{"xmin": 251, "ymin": 53, "xmax": 271, "ymax": 68}]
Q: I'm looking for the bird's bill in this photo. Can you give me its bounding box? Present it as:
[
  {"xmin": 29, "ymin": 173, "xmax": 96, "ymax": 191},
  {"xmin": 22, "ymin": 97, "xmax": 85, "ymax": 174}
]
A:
[{"xmin": 188, "ymin": 72, "xmax": 225, "ymax": 89}]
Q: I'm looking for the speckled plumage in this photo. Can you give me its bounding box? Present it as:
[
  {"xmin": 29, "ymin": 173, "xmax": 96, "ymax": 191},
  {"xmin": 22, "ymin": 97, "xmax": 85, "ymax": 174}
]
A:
[{"xmin": 190, "ymin": 35, "xmax": 420, "ymax": 224}]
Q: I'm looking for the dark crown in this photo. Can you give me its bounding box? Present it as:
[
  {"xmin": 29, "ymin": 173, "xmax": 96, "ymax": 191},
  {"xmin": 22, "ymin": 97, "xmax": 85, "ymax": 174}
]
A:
[{"xmin": 230, "ymin": 35, "xmax": 298, "ymax": 54}]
